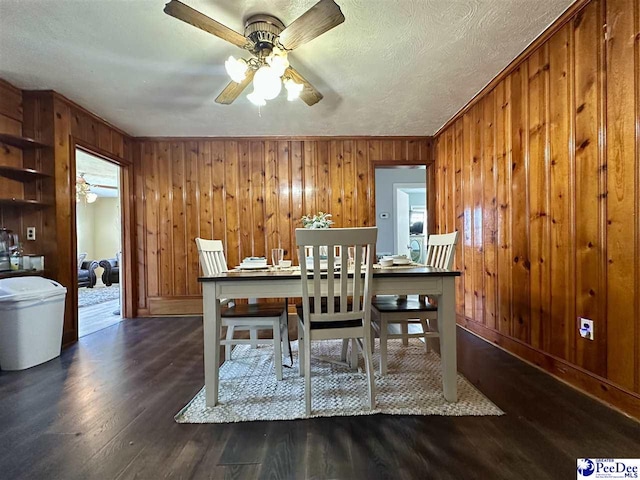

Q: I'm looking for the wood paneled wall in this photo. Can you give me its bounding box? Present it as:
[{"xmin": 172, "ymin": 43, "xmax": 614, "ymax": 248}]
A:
[
  {"xmin": 133, "ymin": 138, "xmax": 432, "ymax": 315},
  {"xmin": 434, "ymin": 0, "xmax": 640, "ymax": 417},
  {"xmin": 0, "ymin": 82, "xmax": 57, "ymax": 290},
  {"xmin": 20, "ymin": 91, "xmax": 134, "ymax": 344}
]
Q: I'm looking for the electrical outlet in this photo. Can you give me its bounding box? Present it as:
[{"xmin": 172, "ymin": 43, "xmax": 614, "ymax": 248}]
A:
[
  {"xmin": 578, "ymin": 317, "xmax": 594, "ymax": 341},
  {"xmin": 26, "ymin": 227, "xmax": 36, "ymax": 241}
]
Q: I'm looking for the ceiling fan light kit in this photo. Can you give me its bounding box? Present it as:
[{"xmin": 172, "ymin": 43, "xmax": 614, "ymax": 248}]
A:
[
  {"xmin": 164, "ymin": 0, "xmax": 345, "ymax": 107},
  {"xmin": 76, "ymin": 174, "xmax": 98, "ymax": 204}
]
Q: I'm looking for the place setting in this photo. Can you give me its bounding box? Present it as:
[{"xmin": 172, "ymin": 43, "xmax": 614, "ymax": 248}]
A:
[
  {"xmin": 375, "ymin": 254, "xmax": 421, "ymax": 269},
  {"xmin": 233, "ymin": 248, "xmax": 295, "ymax": 272}
]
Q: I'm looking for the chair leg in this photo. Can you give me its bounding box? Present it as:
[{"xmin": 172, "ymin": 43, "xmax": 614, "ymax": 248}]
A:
[
  {"xmin": 340, "ymin": 339, "xmax": 349, "ymax": 362},
  {"xmin": 362, "ymin": 334, "xmax": 375, "ymax": 410},
  {"xmin": 250, "ymin": 327, "xmax": 258, "ymax": 348},
  {"xmin": 428, "ymin": 319, "xmax": 440, "ymax": 353},
  {"xmin": 380, "ymin": 319, "xmax": 388, "ymax": 376},
  {"xmin": 370, "ymin": 325, "xmax": 376, "ymax": 353},
  {"xmin": 350, "ymin": 338, "xmax": 358, "ymax": 370},
  {"xmin": 420, "ymin": 318, "xmax": 430, "ymax": 352},
  {"xmin": 225, "ymin": 325, "xmax": 235, "ymax": 361},
  {"xmin": 280, "ymin": 315, "xmax": 290, "ymax": 362},
  {"xmin": 401, "ymin": 322, "xmax": 409, "ymax": 346},
  {"xmin": 273, "ymin": 320, "xmax": 283, "ymax": 381},
  {"xmin": 304, "ymin": 333, "xmax": 312, "ymax": 415},
  {"xmin": 298, "ymin": 320, "xmax": 305, "ymax": 377}
]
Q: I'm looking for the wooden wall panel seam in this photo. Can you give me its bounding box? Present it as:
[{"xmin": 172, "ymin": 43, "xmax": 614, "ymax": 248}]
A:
[
  {"xmin": 568, "ymin": 21, "xmax": 578, "ymax": 365},
  {"xmin": 597, "ymin": 0, "xmax": 608, "ymax": 379},
  {"xmin": 635, "ymin": 0, "xmax": 640, "ymax": 393}
]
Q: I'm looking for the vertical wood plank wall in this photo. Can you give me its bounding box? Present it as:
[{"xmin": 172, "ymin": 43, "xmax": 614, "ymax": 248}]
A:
[
  {"xmin": 54, "ymin": 94, "xmax": 133, "ymax": 344},
  {"xmin": 0, "ymin": 80, "xmax": 36, "ymax": 249},
  {"xmin": 18, "ymin": 91, "xmax": 133, "ymax": 344},
  {"xmin": 133, "ymin": 138, "xmax": 432, "ymax": 315},
  {"xmin": 434, "ymin": 0, "xmax": 640, "ymax": 414}
]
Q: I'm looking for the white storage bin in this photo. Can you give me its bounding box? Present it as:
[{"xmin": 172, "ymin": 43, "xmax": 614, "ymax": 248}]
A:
[{"xmin": 0, "ymin": 277, "xmax": 67, "ymax": 370}]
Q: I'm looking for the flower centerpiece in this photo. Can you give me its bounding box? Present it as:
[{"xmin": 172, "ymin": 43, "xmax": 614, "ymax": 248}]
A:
[{"xmin": 301, "ymin": 211, "xmax": 334, "ymax": 229}]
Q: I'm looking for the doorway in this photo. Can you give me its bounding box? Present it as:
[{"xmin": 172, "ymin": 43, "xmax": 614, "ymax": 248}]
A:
[
  {"xmin": 75, "ymin": 149, "xmax": 123, "ymax": 337},
  {"xmin": 374, "ymin": 166, "xmax": 427, "ymax": 259}
]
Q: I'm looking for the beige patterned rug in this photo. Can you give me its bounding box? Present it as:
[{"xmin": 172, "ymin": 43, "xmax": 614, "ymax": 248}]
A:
[
  {"xmin": 78, "ymin": 285, "xmax": 119, "ymax": 308},
  {"xmin": 176, "ymin": 339, "xmax": 503, "ymax": 423}
]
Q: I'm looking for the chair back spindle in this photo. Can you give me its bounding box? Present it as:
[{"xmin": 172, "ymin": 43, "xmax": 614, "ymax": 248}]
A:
[
  {"xmin": 424, "ymin": 231, "xmax": 459, "ymax": 269},
  {"xmin": 196, "ymin": 238, "xmax": 228, "ymax": 276},
  {"xmin": 297, "ymin": 228, "xmax": 377, "ymax": 327}
]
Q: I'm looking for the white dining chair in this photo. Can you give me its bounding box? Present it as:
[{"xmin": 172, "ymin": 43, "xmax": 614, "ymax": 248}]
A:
[
  {"xmin": 195, "ymin": 238, "xmax": 289, "ymax": 380},
  {"xmin": 296, "ymin": 227, "xmax": 377, "ymax": 415},
  {"xmin": 371, "ymin": 231, "xmax": 459, "ymax": 375}
]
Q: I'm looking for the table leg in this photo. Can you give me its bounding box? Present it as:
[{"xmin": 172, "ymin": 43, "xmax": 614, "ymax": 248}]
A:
[
  {"xmin": 438, "ymin": 277, "xmax": 457, "ymax": 402},
  {"xmin": 203, "ymin": 283, "xmax": 221, "ymax": 407}
]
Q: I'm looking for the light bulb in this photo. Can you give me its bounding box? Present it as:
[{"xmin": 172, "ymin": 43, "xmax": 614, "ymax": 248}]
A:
[
  {"xmin": 247, "ymin": 90, "xmax": 266, "ymax": 106},
  {"xmin": 225, "ymin": 56, "xmax": 247, "ymax": 83},
  {"xmin": 253, "ymin": 66, "xmax": 282, "ymax": 100},
  {"xmin": 284, "ymin": 78, "xmax": 303, "ymax": 101},
  {"xmin": 267, "ymin": 51, "xmax": 289, "ymax": 77},
  {"xmin": 86, "ymin": 192, "xmax": 98, "ymax": 203}
]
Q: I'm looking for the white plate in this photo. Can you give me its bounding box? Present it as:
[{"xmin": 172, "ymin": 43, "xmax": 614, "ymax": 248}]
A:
[
  {"xmin": 237, "ymin": 264, "xmax": 269, "ymax": 270},
  {"xmin": 393, "ymin": 258, "xmax": 412, "ymax": 265}
]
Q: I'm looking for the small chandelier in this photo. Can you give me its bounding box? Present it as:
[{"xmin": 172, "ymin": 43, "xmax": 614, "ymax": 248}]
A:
[
  {"xmin": 76, "ymin": 174, "xmax": 97, "ymax": 204},
  {"xmin": 225, "ymin": 47, "xmax": 303, "ymax": 106}
]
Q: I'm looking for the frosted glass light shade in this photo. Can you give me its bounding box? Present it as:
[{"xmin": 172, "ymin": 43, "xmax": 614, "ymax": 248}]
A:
[
  {"xmin": 267, "ymin": 52, "xmax": 289, "ymax": 77},
  {"xmin": 284, "ymin": 78, "xmax": 303, "ymax": 101},
  {"xmin": 86, "ymin": 192, "xmax": 98, "ymax": 203},
  {"xmin": 225, "ymin": 56, "xmax": 248, "ymax": 83},
  {"xmin": 253, "ymin": 66, "xmax": 282, "ymax": 100},
  {"xmin": 247, "ymin": 90, "xmax": 266, "ymax": 106}
]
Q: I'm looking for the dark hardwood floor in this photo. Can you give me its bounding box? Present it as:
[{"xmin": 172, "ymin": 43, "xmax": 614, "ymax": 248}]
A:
[{"xmin": 0, "ymin": 316, "xmax": 638, "ymax": 480}]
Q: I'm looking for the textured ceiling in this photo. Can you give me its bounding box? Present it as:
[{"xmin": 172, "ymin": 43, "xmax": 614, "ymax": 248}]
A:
[{"xmin": 0, "ymin": 0, "xmax": 574, "ymax": 137}]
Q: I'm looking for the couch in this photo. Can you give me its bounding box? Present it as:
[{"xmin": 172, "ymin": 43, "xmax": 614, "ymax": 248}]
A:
[
  {"xmin": 78, "ymin": 259, "xmax": 99, "ymax": 288},
  {"xmin": 99, "ymin": 257, "xmax": 119, "ymax": 286}
]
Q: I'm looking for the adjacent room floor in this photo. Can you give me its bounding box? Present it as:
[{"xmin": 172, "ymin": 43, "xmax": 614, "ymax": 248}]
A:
[
  {"xmin": 0, "ymin": 317, "xmax": 638, "ymax": 479},
  {"xmin": 78, "ymin": 286, "xmax": 122, "ymax": 337}
]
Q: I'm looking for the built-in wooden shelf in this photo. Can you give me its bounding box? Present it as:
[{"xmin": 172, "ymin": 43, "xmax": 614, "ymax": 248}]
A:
[
  {"xmin": 0, "ymin": 165, "xmax": 51, "ymax": 182},
  {"xmin": 0, "ymin": 133, "xmax": 50, "ymax": 149},
  {"xmin": 0, "ymin": 198, "xmax": 50, "ymax": 207}
]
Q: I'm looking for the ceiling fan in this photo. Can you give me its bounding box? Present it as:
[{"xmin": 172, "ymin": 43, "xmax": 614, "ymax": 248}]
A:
[{"xmin": 163, "ymin": 0, "xmax": 345, "ymax": 106}]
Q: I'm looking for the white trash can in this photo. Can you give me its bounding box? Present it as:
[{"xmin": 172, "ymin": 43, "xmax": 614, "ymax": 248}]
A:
[{"xmin": 0, "ymin": 277, "xmax": 67, "ymax": 370}]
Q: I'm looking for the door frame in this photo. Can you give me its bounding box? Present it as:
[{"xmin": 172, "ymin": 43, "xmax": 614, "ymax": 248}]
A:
[
  {"xmin": 392, "ymin": 183, "xmax": 426, "ymax": 256},
  {"xmin": 370, "ymin": 160, "xmax": 434, "ymax": 257},
  {"xmin": 71, "ymin": 139, "xmax": 135, "ymax": 334}
]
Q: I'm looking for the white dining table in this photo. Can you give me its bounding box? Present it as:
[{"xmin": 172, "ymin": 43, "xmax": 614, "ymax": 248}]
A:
[{"xmin": 198, "ymin": 266, "xmax": 460, "ymax": 407}]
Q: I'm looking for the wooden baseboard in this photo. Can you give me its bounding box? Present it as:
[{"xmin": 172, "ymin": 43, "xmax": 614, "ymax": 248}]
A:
[
  {"xmin": 148, "ymin": 297, "xmax": 203, "ymax": 316},
  {"xmin": 459, "ymin": 316, "xmax": 640, "ymax": 421}
]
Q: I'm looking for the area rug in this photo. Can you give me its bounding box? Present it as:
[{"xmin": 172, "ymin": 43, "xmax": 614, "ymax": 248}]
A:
[
  {"xmin": 176, "ymin": 339, "xmax": 503, "ymax": 423},
  {"xmin": 78, "ymin": 286, "xmax": 119, "ymax": 308}
]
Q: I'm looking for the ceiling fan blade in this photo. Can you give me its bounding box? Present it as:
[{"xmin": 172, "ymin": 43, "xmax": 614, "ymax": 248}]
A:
[
  {"xmin": 215, "ymin": 69, "xmax": 256, "ymax": 105},
  {"xmin": 164, "ymin": 0, "xmax": 249, "ymax": 49},
  {"xmin": 279, "ymin": 0, "xmax": 345, "ymax": 51},
  {"xmin": 285, "ymin": 67, "xmax": 323, "ymax": 106}
]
